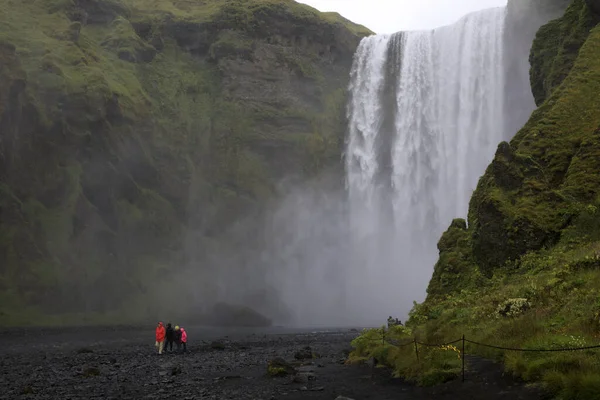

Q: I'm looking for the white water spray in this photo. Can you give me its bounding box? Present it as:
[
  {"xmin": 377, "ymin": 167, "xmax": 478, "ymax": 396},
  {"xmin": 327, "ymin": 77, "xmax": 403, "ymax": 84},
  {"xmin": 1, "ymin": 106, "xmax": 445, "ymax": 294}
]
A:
[{"xmin": 345, "ymin": 8, "xmax": 507, "ymax": 324}]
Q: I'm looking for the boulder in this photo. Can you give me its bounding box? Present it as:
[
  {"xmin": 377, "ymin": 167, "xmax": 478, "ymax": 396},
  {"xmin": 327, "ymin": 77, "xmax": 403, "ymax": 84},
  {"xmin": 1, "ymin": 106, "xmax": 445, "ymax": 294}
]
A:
[
  {"xmin": 294, "ymin": 346, "xmax": 313, "ymax": 360},
  {"xmin": 267, "ymin": 358, "xmax": 296, "ymax": 377}
]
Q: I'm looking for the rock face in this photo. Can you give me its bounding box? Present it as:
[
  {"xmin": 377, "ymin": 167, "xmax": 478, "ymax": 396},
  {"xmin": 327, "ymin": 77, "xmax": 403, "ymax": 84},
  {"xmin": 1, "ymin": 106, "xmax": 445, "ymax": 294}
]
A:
[
  {"xmin": 469, "ymin": 0, "xmax": 600, "ymax": 275},
  {"xmin": 0, "ymin": 0, "xmax": 371, "ymax": 324},
  {"xmin": 586, "ymin": 0, "xmax": 600, "ymax": 14},
  {"xmin": 426, "ymin": 0, "xmax": 600, "ymax": 288},
  {"xmin": 503, "ymin": 0, "xmax": 569, "ymax": 136}
]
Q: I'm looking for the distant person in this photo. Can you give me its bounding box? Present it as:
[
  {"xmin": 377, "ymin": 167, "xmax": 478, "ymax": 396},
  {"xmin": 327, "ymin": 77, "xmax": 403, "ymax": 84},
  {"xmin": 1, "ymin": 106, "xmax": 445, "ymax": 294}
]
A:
[
  {"xmin": 165, "ymin": 323, "xmax": 175, "ymax": 352},
  {"xmin": 387, "ymin": 316, "xmax": 395, "ymax": 328},
  {"xmin": 174, "ymin": 325, "xmax": 182, "ymax": 352},
  {"xmin": 180, "ymin": 327, "xmax": 188, "ymax": 353},
  {"xmin": 155, "ymin": 322, "xmax": 166, "ymax": 355}
]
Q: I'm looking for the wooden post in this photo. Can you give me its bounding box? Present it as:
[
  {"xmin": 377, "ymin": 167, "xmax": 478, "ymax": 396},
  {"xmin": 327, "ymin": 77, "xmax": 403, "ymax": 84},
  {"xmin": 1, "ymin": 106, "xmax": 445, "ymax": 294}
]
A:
[
  {"xmin": 414, "ymin": 338, "xmax": 419, "ymax": 362},
  {"xmin": 462, "ymin": 334, "xmax": 465, "ymax": 383}
]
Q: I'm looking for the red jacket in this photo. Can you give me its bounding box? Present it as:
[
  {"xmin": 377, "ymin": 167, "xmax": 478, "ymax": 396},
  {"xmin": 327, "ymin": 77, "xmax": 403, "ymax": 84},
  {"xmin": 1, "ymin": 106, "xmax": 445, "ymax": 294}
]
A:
[
  {"xmin": 155, "ymin": 322, "xmax": 166, "ymax": 342},
  {"xmin": 181, "ymin": 328, "xmax": 187, "ymax": 343}
]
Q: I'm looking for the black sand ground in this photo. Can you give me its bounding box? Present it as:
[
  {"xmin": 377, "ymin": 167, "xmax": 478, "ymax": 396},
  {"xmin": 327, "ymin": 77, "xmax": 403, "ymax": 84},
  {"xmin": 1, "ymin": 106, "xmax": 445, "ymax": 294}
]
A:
[{"xmin": 0, "ymin": 326, "xmax": 546, "ymax": 399}]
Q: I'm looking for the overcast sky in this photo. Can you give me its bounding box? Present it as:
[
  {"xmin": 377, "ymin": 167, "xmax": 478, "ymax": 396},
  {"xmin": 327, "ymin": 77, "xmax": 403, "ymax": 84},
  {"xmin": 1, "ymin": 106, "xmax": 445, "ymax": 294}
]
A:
[{"xmin": 297, "ymin": 0, "xmax": 508, "ymax": 34}]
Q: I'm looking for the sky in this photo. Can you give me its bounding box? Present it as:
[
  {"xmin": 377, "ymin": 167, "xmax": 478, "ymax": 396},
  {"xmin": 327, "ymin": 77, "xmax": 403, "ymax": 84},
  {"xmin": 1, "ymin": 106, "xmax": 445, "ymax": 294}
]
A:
[{"xmin": 297, "ymin": 0, "xmax": 508, "ymax": 34}]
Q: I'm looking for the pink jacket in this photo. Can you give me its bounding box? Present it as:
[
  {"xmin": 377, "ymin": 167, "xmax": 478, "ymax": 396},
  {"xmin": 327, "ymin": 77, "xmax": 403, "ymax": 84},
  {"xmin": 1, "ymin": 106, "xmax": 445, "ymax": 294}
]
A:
[{"xmin": 181, "ymin": 328, "xmax": 187, "ymax": 343}]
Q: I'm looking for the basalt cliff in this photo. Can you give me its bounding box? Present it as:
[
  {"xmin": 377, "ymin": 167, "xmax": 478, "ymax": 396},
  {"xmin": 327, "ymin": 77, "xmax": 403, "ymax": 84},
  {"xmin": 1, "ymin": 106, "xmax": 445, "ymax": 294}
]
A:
[{"xmin": 0, "ymin": 0, "xmax": 371, "ymax": 325}]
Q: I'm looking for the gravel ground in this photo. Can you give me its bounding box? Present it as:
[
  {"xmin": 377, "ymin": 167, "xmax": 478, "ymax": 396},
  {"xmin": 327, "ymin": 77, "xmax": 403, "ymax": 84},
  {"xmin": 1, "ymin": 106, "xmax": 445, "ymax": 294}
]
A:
[{"xmin": 0, "ymin": 326, "xmax": 546, "ymax": 399}]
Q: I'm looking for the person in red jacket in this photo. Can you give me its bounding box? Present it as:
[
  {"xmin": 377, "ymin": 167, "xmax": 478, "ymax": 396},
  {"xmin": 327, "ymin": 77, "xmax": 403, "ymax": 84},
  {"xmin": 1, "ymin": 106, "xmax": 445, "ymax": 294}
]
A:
[
  {"xmin": 155, "ymin": 322, "xmax": 166, "ymax": 355},
  {"xmin": 180, "ymin": 327, "xmax": 188, "ymax": 353}
]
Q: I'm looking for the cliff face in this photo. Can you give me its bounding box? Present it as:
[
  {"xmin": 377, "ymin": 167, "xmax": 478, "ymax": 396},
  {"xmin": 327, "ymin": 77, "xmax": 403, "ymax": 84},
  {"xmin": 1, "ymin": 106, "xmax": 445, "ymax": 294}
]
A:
[
  {"xmin": 0, "ymin": 0, "xmax": 371, "ymax": 324},
  {"xmin": 406, "ymin": 0, "xmax": 600, "ymax": 393},
  {"xmin": 502, "ymin": 0, "xmax": 569, "ymax": 137},
  {"xmin": 470, "ymin": 0, "xmax": 600, "ymax": 276}
]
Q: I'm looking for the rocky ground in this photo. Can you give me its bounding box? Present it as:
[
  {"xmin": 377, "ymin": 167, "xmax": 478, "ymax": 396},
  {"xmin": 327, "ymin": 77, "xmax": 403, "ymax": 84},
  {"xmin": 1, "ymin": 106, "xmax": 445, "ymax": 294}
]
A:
[{"xmin": 0, "ymin": 326, "xmax": 546, "ymax": 400}]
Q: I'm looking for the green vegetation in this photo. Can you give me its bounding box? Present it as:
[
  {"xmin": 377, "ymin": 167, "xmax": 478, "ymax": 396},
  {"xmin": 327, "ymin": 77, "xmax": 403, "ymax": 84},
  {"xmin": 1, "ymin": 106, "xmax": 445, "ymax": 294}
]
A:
[
  {"xmin": 530, "ymin": 0, "xmax": 599, "ymax": 106},
  {"xmin": 350, "ymin": 1, "xmax": 600, "ymax": 397},
  {"xmin": 0, "ymin": 0, "xmax": 371, "ymax": 325}
]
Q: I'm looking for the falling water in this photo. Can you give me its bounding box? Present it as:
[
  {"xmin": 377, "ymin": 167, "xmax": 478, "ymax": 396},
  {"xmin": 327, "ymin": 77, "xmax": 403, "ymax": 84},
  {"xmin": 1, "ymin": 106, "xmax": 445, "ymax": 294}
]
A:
[
  {"xmin": 202, "ymin": 4, "xmax": 557, "ymax": 328},
  {"xmin": 345, "ymin": 8, "xmax": 507, "ymax": 322}
]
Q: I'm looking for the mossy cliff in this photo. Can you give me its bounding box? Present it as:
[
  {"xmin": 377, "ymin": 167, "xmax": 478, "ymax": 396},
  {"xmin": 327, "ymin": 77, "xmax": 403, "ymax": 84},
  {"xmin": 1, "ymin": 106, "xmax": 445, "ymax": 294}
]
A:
[
  {"xmin": 0, "ymin": 0, "xmax": 371, "ymax": 325},
  {"xmin": 352, "ymin": 0, "xmax": 600, "ymax": 396}
]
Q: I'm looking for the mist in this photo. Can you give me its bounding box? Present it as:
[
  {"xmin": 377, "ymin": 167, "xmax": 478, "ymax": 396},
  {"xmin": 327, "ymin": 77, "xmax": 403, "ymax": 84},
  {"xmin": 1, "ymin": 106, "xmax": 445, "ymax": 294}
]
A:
[{"xmin": 174, "ymin": 0, "xmax": 569, "ymax": 329}]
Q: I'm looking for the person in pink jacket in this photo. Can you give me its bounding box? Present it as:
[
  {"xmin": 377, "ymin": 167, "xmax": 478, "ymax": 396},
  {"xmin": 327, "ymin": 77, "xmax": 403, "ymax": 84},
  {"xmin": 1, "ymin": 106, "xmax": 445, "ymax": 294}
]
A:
[{"xmin": 180, "ymin": 327, "xmax": 188, "ymax": 353}]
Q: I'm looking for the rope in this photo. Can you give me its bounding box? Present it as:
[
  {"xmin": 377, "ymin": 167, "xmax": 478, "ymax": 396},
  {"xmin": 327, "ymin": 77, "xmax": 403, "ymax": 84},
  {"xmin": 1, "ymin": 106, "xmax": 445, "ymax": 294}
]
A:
[
  {"xmin": 417, "ymin": 339, "xmax": 462, "ymax": 347},
  {"xmin": 465, "ymin": 339, "xmax": 600, "ymax": 352},
  {"xmin": 356, "ymin": 334, "xmax": 600, "ymax": 352}
]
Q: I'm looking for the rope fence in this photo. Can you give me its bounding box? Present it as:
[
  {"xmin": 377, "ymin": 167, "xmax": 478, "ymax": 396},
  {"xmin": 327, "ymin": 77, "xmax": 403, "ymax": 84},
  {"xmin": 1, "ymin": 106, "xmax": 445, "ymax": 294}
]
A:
[{"xmin": 358, "ymin": 329, "xmax": 600, "ymax": 382}]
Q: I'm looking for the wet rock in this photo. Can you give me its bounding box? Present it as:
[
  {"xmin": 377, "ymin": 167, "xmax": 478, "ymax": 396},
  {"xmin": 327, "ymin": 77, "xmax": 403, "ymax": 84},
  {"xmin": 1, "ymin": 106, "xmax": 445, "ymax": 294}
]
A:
[
  {"xmin": 21, "ymin": 385, "xmax": 35, "ymax": 395},
  {"xmin": 267, "ymin": 358, "xmax": 296, "ymax": 377},
  {"xmin": 82, "ymin": 367, "xmax": 100, "ymax": 377},
  {"xmin": 76, "ymin": 347, "xmax": 94, "ymax": 354},
  {"xmin": 171, "ymin": 366, "xmax": 182, "ymax": 376},
  {"xmin": 292, "ymin": 372, "xmax": 316, "ymax": 383},
  {"xmin": 294, "ymin": 346, "xmax": 313, "ymax": 360},
  {"xmin": 211, "ymin": 341, "xmax": 226, "ymax": 350}
]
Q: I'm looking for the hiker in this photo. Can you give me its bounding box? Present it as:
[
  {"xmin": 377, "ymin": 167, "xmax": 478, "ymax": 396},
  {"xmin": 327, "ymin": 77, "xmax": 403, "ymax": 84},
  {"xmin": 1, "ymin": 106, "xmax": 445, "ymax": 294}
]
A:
[
  {"xmin": 174, "ymin": 325, "xmax": 182, "ymax": 352},
  {"xmin": 165, "ymin": 323, "xmax": 174, "ymax": 352},
  {"xmin": 387, "ymin": 316, "xmax": 395, "ymax": 328},
  {"xmin": 180, "ymin": 327, "xmax": 188, "ymax": 353},
  {"xmin": 155, "ymin": 322, "xmax": 166, "ymax": 355}
]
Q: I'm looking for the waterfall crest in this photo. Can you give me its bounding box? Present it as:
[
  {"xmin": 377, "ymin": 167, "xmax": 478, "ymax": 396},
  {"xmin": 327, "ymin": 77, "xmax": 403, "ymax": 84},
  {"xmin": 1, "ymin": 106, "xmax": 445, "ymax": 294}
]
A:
[{"xmin": 345, "ymin": 8, "xmax": 508, "ymax": 322}]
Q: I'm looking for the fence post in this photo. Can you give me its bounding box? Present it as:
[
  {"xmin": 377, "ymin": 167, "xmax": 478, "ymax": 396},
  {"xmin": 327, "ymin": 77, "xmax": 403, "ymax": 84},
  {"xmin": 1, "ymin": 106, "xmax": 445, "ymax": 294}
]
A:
[
  {"xmin": 461, "ymin": 334, "xmax": 465, "ymax": 383},
  {"xmin": 382, "ymin": 328, "xmax": 385, "ymax": 345},
  {"xmin": 413, "ymin": 338, "xmax": 419, "ymax": 362}
]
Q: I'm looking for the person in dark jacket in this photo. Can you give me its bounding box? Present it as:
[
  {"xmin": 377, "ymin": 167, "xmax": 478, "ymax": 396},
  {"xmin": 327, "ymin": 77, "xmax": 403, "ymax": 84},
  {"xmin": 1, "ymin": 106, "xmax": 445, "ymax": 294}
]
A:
[
  {"xmin": 165, "ymin": 323, "xmax": 175, "ymax": 352},
  {"xmin": 174, "ymin": 325, "xmax": 182, "ymax": 352}
]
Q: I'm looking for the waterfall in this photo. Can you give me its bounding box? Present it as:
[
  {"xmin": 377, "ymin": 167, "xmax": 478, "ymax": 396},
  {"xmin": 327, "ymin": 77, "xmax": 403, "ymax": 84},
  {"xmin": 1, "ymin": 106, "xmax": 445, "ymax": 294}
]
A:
[
  {"xmin": 224, "ymin": 4, "xmax": 557, "ymax": 328},
  {"xmin": 345, "ymin": 7, "xmax": 508, "ymax": 323}
]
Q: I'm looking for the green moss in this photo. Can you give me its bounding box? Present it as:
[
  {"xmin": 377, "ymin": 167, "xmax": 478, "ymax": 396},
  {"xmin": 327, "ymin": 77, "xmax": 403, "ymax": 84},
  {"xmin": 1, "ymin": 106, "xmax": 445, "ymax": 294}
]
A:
[
  {"xmin": 530, "ymin": 0, "xmax": 599, "ymax": 106},
  {"xmin": 470, "ymin": 9, "xmax": 600, "ymax": 272},
  {"xmin": 100, "ymin": 16, "xmax": 157, "ymax": 63},
  {"xmin": 427, "ymin": 218, "xmax": 479, "ymax": 297},
  {"xmin": 369, "ymin": 1, "xmax": 600, "ymax": 394},
  {"xmin": 1, "ymin": 0, "xmax": 366, "ymax": 324}
]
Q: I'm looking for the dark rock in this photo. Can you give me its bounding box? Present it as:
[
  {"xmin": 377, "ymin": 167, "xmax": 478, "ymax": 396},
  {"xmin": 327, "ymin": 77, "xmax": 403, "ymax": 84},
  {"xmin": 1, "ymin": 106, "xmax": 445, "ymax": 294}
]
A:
[
  {"xmin": 82, "ymin": 367, "xmax": 101, "ymax": 377},
  {"xmin": 21, "ymin": 386, "xmax": 34, "ymax": 395},
  {"xmin": 68, "ymin": 22, "xmax": 82, "ymax": 42},
  {"xmin": 294, "ymin": 346, "xmax": 313, "ymax": 360},
  {"xmin": 267, "ymin": 358, "xmax": 296, "ymax": 377},
  {"xmin": 586, "ymin": 0, "xmax": 600, "ymax": 14},
  {"xmin": 68, "ymin": 0, "xmax": 131, "ymax": 25},
  {"xmin": 291, "ymin": 372, "xmax": 316, "ymax": 383},
  {"xmin": 76, "ymin": 347, "xmax": 94, "ymax": 354},
  {"xmin": 210, "ymin": 341, "xmax": 227, "ymax": 350}
]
